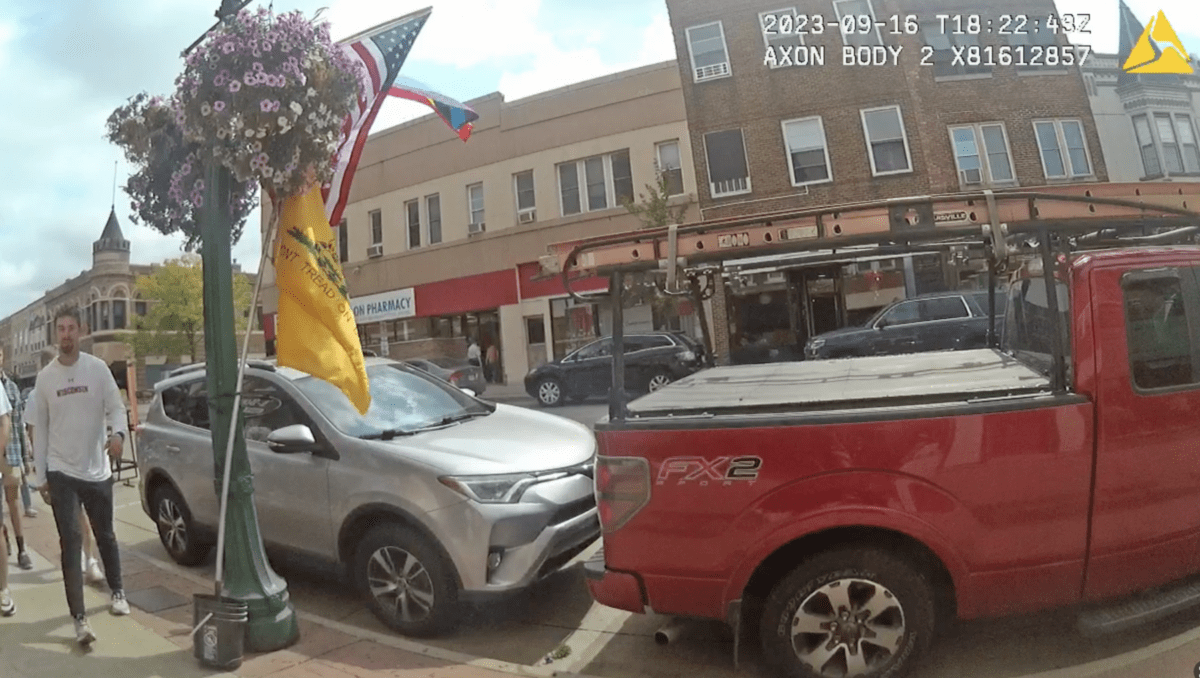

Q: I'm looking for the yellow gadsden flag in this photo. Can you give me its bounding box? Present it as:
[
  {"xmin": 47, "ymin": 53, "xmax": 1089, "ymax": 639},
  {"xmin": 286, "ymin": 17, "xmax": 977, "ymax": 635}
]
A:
[{"xmin": 274, "ymin": 186, "xmax": 371, "ymax": 414}]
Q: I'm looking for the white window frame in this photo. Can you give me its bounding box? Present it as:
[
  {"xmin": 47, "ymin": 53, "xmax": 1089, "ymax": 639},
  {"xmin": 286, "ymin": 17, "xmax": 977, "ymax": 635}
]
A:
[
  {"xmin": 1032, "ymin": 118, "xmax": 1093, "ymax": 179},
  {"xmin": 833, "ymin": 0, "xmax": 882, "ymax": 47},
  {"xmin": 780, "ymin": 116, "xmax": 833, "ymax": 187},
  {"xmin": 655, "ymin": 140, "xmax": 685, "ymax": 196},
  {"xmin": 369, "ymin": 209, "xmax": 382, "ymax": 245},
  {"xmin": 1131, "ymin": 112, "xmax": 1200, "ymax": 178},
  {"xmin": 556, "ymin": 150, "xmax": 631, "ymax": 216},
  {"xmin": 860, "ymin": 105, "xmax": 913, "ymax": 177},
  {"xmin": 703, "ymin": 129, "xmax": 753, "ymax": 198},
  {"xmin": 513, "ymin": 170, "xmax": 536, "ymax": 213},
  {"xmin": 947, "ymin": 122, "xmax": 1016, "ymax": 188},
  {"xmin": 685, "ymin": 21, "xmax": 731, "ymax": 83},
  {"xmin": 467, "ymin": 183, "xmax": 485, "ymax": 232},
  {"xmin": 760, "ymin": 7, "xmax": 801, "ymax": 70},
  {"xmin": 404, "ymin": 198, "xmax": 421, "ymax": 250},
  {"xmin": 1173, "ymin": 113, "xmax": 1200, "ymax": 175},
  {"xmin": 1132, "ymin": 113, "xmax": 1162, "ymax": 178},
  {"xmin": 426, "ymin": 193, "xmax": 442, "ymax": 245}
]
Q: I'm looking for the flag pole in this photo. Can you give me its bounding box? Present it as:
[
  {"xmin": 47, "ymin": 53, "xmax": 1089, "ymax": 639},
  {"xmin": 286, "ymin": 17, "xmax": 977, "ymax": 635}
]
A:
[{"xmin": 213, "ymin": 201, "xmax": 279, "ymax": 596}]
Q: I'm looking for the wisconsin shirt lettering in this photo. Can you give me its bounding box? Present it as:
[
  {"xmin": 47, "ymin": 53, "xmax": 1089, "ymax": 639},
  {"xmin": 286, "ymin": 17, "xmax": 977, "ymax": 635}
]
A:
[{"xmin": 56, "ymin": 385, "xmax": 90, "ymax": 397}]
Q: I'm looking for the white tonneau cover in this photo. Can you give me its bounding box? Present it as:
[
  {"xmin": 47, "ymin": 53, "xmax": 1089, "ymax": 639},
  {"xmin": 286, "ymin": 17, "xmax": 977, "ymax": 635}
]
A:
[{"xmin": 627, "ymin": 349, "xmax": 1051, "ymax": 415}]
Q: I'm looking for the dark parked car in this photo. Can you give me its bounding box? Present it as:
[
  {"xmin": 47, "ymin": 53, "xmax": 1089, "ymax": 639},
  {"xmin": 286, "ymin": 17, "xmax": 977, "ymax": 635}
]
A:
[
  {"xmin": 403, "ymin": 357, "xmax": 487, "ymax": 396},
  {"xmin": 524, "ymin": 331, "xmax": 711, "ymax": 407},
  {"xmin": 805, "ymin": 289, "xmax": 1008, "ymax": 359}
]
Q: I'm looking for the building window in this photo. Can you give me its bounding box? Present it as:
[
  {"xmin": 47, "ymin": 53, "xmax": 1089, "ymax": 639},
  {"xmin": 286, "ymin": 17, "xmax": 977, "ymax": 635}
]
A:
[
  {"xmin": 557, "ymin": 150, "xmax": 634, "ymax": 216},
  {"xmin": 369, "ymin": 209, "xmax": 382, "ymax": 245},
  {"xmin": 1133, "ymin": 115, "xmax": 1161, "ymax": 177},
  {"xmin": 1123, "ymin": 272, "xmax": 1195, "ymax": 390},
  {"xmin": 704, "ymin": 129, "xmax": 752, "ymax": 197},
  {"xmin": 426, "ymin": 194, "xmax": 441, "ymax": 244},
  {"xmin": 1008, "ymin": 31, "xmax": 1065, "ymax": 74},
  {"xmin": 113, "ymin": 299, "xmax": 126, "ymax": 330},
  {"xmin": 405, "ymin": 199, "xmax": 421, "ymax": 249},
  {"xmin": 781, "ymin": 116, "xmax": 832, "ymax": 186},
  {"xmin": 514, "ymin": 170, "xmax": 535, "ymax": 213},
  {"xmin": 761, "ymin": 8, "xmax": 801, "ymax": 69},
  {"xmin": 656, "ymin": 140, "xmax": 684, "ymax": 196},
  {"xmin": 949, "ymin": 123, "xmax": 1014, "ymax": 187},
  {"xmin": 685, "ymin": 22, "xmax": 731, "ymax": 82},
  {"xmin": 467, "ymin": 183, "xmax": 485, "ymax": 232},
  {"xmin": 921, "ymin": 22, "xmax": 989, "ymax": 78},
  {"xmin": 1034, "ymin": 119, "xmax": 1092, "ymax": 179},
  {"xmin": 1084, "ymin": 74, "xmax": 1097, "ymax": 96},
  {"xmin": 1156, "ymin": 113, "xmax": 1185, "ymax": 175},
  {"xmin": 833, "ymin": 0, "xmax": 882, "ymax": 47},
  {"xmin": 134, "ymin": 301, "xmax": 147, "ymax": 317},
  {"xmin": 337, "ymin": 218, "xmax": 348, "ymax": 263},
  {"xmin": 861, "ymin": 105, "xmax": 912, "ymax": 175},
  {"xmin": 1175, "ymin": 114, "xmax": 1200, "ymax": 174}
]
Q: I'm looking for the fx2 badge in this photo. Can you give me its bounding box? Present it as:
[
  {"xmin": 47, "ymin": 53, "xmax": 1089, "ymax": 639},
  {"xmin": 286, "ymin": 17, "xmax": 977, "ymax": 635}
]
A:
[{"xmin": 657, "ymin": 456, "xmax": 763, "ymax": 486}]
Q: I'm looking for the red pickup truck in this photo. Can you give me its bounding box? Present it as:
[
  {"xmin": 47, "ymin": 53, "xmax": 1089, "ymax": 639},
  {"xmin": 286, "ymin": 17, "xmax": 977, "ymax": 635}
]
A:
[{"xmin": 585, "ymin": 245, "xmax": 1200, "ymax": 678}]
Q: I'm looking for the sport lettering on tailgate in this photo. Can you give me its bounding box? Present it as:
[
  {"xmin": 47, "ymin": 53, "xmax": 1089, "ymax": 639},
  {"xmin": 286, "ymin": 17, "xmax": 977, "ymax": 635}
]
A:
[{"xmin": 657, "ymin": 456, "xmax": 763, "ymax": 486}]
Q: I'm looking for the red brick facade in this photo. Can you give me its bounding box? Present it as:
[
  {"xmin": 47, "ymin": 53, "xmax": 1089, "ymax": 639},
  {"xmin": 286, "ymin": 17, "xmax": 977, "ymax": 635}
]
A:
[{"xmin": 666, "ymin": 0, "xmax": 1109, "ymax": 220}]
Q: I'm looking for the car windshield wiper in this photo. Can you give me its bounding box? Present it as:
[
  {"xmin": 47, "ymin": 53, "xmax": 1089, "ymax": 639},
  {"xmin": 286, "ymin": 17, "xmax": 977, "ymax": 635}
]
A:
[
  {"xmin": 423, "ymin": 410, "xmax": 490, "ymax": 428},
  {"xmin": 358, "ymin": 427, "xmax": 418, "ymax": 441}
]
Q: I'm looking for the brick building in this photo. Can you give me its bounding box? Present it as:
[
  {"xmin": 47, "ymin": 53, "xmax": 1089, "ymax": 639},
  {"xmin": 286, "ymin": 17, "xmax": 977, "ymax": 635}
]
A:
[{"xmin": 664, "ymin": 0, "xmax": 1108, "ymax": 363}]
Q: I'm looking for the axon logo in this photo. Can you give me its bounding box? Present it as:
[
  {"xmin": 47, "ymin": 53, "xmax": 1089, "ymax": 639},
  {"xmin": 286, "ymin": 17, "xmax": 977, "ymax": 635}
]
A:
[{"xmin": 657, "ymin": 456, "xmax": 763, "ymax": 487}]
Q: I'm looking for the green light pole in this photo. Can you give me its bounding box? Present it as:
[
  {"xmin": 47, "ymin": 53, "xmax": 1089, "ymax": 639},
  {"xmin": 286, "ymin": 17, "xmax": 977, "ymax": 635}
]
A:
[{"xmin": 199, "ymin": 160, "xmax": 299, "ymax": 652}]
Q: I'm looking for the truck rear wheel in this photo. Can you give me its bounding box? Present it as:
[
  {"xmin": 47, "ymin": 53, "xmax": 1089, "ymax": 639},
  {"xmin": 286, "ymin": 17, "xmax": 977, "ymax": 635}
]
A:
[{"xmin": 759, "ymin": 548, "xmax": 935, "ymax": 678}]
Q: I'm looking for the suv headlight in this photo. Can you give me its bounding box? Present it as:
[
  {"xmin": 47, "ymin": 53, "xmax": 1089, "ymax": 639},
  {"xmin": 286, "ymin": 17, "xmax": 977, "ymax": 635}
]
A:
[
  {"xmin": 677, "ymin": 349, "xmax": 696, "ymax": 362},
  {"xmin": 807, "ymin": 338, "xmax": 826, "ymax": 350},
  {"xmin": 439, "ymin": 472, "xmax": 566, "ymax": 504}
]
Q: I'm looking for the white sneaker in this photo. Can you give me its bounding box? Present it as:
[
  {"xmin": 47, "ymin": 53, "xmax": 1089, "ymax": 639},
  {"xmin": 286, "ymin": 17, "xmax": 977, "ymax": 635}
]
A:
[
  {"xmin": 24, "ymin": 507, "xmax": 37, "ymax": 518},
  {"xmin": 0, "ymin": 588, "xmax": 14, "ymax": 617},
  {"xmin": 74, "ymin": 616, "xmax": 96, "ymax": 645},
  {"xmin": 85, "ymin": 558, "xmax": 104, "ymax": 584},
  {"xmin": 110, "ymin": 590, "xmax": 130, "ymax": 616}
]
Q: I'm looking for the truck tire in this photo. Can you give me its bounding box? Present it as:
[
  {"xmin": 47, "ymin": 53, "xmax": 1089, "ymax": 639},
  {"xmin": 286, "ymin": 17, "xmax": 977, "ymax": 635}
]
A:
[
  {"xmin": 354, "ymin": 524, "xmax": 460, "ymax": 637},
  {"xmin": 759, "ymin": 548, "xmax": 936, "ymax": 678}
]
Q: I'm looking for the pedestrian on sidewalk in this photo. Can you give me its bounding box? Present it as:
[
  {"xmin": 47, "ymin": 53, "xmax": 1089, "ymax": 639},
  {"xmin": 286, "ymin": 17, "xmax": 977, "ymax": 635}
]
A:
[
  {"xmin": 18, "ymin": 387, "xmax": 38, "ymax": 519},
  {"xmin": 25, "ymin": 384, "xmax": 103, "ymax": 583},
  {"xmin": 32, "ymin": 307, "xmax": 131, "ymax": 646},
  {"xmin": 0, "ymin": 389, "xmax": 15, "ymax": 617},
  {"xmin": 1, "ymin": 346, "xmax": 34, "ymax": 571}
]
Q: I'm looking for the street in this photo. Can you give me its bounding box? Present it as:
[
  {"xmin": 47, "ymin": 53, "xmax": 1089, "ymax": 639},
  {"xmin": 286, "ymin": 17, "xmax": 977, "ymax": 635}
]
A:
[{"xmin": 84, "ymin": 397, "xmax": 1200, "ymax": 678}]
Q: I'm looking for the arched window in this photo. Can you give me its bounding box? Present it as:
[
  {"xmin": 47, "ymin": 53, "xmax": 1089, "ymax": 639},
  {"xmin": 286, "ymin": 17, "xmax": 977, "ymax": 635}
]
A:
[{"xmin": 112, "ymin": 287, "xmax": 128, "ymax": 330}]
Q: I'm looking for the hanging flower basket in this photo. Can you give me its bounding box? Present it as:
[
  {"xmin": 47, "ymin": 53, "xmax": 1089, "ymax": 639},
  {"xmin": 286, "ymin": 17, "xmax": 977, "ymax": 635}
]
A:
[{"xmin": 106, "ymin": 7, "xmax": 364, "ymax": 248}]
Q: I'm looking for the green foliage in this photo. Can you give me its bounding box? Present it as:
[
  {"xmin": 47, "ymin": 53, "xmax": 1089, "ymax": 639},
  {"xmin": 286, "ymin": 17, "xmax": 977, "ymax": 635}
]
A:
[
  {"xmin": 128, "ymin": 254, "xmax": 254, "ymax": 362},
  {"xmin": 619, "ymin": 163, "xmax": 689, "ymax": 230}
]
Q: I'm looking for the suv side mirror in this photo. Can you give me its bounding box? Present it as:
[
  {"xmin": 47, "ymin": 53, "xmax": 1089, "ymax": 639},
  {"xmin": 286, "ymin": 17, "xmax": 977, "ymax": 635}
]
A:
[
  {"xmin": 459, "ymin": 387, "xmax": 476, "ymax": 397},
  {"xmin": 267, "ymin": 424, "xmax": 318, "ymax": 454}
]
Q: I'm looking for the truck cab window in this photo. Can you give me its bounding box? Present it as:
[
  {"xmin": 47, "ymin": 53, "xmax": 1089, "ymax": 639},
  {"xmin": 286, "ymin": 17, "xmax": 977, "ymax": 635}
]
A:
[{"xmin": 1123, "ymin": 276, "xmax": 1195, "ymax": 390}]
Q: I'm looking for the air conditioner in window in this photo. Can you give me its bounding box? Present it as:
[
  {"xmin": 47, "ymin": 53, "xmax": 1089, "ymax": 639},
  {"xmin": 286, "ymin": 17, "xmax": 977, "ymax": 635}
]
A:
[
  {"xmin": 367, "ymin": 243, "xmax": 383, "ymax": 258},
  {"xmin": 518, "ymin": 209, "xmax": 536, "ymax": 224},
  {"xmin": 469, "ymin": 222, "xmax": 486, "ymax": 234},
  {"xmin": 960, "ymin": 168, "xmax": 983, "ymax": 185}
]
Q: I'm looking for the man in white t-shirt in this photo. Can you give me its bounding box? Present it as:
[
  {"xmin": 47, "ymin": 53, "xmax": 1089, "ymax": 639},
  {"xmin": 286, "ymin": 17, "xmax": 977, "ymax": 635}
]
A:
[{"xmin": 33, "ymin": 307, "xmax": 130, "ymax": 646}]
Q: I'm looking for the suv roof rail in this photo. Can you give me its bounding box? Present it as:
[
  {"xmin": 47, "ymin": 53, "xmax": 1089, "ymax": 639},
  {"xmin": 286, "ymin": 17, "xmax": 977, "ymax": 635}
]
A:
[{"xmin": 165, "ymin": 359, "xmax": 277, "ymax": 379}]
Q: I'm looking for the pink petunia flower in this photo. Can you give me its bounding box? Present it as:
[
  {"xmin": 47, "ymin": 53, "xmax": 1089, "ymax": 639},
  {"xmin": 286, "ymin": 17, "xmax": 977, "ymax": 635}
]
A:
[
  {"xmin": 260, "ymin": 99, "xmax": 273, "ymax": 112},
  {"xmin": 229, "ymin": 80, "xmax": 242, "ymax": 93},
  {"xmin": 213, "ymin": 100, "xmax": 226, "ymax": 112}
]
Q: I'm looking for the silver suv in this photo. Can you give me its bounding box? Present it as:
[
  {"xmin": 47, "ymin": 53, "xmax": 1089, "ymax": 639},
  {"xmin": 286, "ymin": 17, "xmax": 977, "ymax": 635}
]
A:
[{"xmin": 137, "ymin": 357, "xmax": 599, "ymax": 636}]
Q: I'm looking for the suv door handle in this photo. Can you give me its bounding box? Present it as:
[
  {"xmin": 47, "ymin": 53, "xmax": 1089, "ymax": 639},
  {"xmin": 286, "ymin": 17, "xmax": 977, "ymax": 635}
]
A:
[{"xmin": 165, "ymin": 444, "xmax": 181, "ymax": 453}]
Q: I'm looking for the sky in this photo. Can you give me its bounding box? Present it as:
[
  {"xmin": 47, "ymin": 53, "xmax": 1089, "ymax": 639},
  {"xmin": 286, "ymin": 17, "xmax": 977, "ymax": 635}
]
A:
[{"xmin": 0, "ymin": 0, "xmax": 1196, "ymax": 319}]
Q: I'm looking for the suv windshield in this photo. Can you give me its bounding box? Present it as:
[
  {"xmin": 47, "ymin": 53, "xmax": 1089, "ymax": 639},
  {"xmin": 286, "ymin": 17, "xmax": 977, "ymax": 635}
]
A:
[{"xmin": 291, "ymin": 363, "xmax": 493, "ymax": 439}]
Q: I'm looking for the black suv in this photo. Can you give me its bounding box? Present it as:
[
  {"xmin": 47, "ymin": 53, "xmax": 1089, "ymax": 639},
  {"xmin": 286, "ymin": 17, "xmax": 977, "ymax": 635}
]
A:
[
  {"xmin": 524, "ymin": 331, "xmax": 711, "ymax": 407},
  {"xmin": 805, "ymin": 290, "xmax": 1007, "ymax": 360}
]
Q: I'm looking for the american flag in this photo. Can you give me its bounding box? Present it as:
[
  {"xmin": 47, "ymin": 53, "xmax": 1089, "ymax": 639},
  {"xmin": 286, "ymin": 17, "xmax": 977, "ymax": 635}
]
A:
[{"xmin": 323, "ymin": 8, "xmax": 431, "ymax": 228}]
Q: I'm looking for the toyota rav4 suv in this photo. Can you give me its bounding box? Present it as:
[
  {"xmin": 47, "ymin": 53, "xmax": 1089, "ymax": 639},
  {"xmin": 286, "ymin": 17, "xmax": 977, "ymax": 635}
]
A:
[{"xmin": 137, "ymin": 357, "xmax": 599, "ymax": 637}]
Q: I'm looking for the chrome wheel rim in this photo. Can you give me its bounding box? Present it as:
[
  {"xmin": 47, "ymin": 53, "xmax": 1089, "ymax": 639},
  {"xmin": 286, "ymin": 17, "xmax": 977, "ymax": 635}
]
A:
[
  {"xmin": 789, "ymin": 577, "xmax": 906, "ymax": 678},
  {"xmin": 538, "ymin": 381, "xmax": 560, "ymax": 404},
  {"xmin": 156, "ymin": 498, "xmax": 188, "ymax": 555},
  {"xmin": 367, "ymin": 546, "xmax": 435, "ymax": 623},
  {"xmin": 648, "ymin": 374, "xmax": 671, "ymax": 391}
]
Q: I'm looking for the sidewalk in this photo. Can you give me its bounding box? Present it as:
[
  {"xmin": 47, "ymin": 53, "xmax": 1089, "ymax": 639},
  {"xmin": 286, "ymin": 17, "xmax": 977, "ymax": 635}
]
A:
[
  {"xmin": 1, "ymin": 491, "xmax": 553, "ymax": 678},
  {"xmin": 478, "ymin": 381, "xmax": 535, "ymax": 406}
]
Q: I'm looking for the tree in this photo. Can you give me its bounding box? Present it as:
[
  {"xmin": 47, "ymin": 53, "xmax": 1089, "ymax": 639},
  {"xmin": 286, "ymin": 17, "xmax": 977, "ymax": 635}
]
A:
[
  {"xmin": 129, "ymin": 253, "xmax": 254, "ymax": 363},
  {"xmin": 619, "ymin": 165, "xmax": 691, "ymax": 312},
  {"xmin": 620, "ymin": 163, "xmax": 689, "ymax": 230}
]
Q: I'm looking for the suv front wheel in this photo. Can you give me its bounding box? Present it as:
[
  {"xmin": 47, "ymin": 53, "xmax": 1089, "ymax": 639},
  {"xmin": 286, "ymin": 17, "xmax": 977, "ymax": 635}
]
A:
[
  {"xmin": 152, "ymin": 484, "xmax": 211, "ymax": 566},
  {"xmin": 354, "ymin": 523, "xmax": 460, "ymax": 637}
]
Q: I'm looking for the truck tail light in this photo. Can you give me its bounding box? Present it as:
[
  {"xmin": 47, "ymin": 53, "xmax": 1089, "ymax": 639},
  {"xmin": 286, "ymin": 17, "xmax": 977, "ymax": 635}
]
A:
[{"xmin": 595, "ymin": 456, "xmax": 651, "ymax": 533}]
